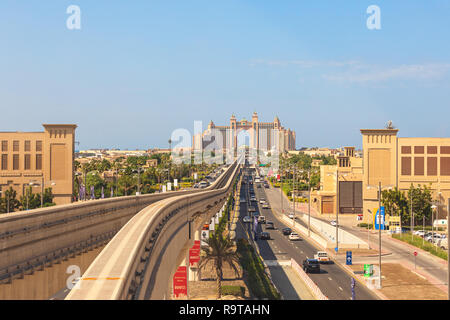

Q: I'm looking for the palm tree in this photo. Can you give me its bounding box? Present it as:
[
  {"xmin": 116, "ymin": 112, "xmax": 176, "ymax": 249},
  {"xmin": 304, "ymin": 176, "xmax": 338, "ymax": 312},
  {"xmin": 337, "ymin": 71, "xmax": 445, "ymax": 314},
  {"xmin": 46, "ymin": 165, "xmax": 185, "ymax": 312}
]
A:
[{"xmin": 198, "ymin": 235, "xmax": 241, "ymax": 299}]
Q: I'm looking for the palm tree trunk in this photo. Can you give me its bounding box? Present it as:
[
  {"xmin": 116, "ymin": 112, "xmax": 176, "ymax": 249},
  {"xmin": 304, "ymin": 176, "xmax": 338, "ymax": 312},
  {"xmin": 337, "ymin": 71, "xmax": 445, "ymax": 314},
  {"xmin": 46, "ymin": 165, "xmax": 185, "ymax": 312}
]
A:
[{"xmin": 217, "ymin": 273, "xmax": 222, "ymax": 299}]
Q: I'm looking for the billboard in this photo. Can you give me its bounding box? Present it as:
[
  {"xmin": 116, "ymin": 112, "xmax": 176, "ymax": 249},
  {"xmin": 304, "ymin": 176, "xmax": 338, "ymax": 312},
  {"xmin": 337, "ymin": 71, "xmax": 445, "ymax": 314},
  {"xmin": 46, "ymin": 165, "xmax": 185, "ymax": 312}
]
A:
[{"xmin": 173, "ymin": 266, "xmax": 187, "ymax": 298}]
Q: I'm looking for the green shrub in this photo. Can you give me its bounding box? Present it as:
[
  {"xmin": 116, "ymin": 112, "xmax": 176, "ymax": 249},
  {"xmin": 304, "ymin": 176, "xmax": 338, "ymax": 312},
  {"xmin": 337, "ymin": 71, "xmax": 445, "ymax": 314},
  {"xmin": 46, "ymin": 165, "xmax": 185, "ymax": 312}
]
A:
[
  {"xmin": 236, "ymin": 239, "xmax": 281, "ymax": 300},
  {"xmin": 221, "ymin": 285, "xmax": 245, "ymax": 297},
  {"xmin": 357, "ymin": 223, "xmax": 373, "ymax": 228}
]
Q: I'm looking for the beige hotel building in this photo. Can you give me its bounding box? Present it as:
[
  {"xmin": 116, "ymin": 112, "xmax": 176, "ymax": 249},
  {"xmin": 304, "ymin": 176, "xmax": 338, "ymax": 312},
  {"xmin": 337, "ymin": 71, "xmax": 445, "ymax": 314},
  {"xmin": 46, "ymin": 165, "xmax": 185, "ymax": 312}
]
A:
[
  {"xmin": 193, "ymin": 112, "xmax": 296, "ymax": 155},
  {"xmin": 362, "ymin": 128, "xmax": 450, "ymax": 222},
  {"xmin": 0, "ymin": 124, "xmax": 77, "ymax": 206}
]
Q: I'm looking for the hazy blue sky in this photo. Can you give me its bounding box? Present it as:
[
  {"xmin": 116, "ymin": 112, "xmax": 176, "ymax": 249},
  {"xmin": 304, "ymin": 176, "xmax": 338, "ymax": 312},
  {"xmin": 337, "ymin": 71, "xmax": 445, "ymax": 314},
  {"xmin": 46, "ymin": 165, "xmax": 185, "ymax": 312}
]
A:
[{"xmin": 1, "ymin": 1, "xmax": 449, "ymax": 150}]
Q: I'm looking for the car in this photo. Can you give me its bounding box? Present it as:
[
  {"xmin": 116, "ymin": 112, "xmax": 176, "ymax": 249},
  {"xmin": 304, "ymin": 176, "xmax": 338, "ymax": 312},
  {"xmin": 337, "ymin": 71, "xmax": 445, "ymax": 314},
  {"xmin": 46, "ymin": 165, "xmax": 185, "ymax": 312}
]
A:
[
  {"xmin": 258, "ymin": 216, "xmax": 266, "ymax": 223},
  {"xmin": 314, "ymin": 251, "xmax": 331, "ymax": 263},
  {"xmin": 243, "ymin": 216, "xmax": 252, "ymax": 223},
  {"xmin": 258, "ymin": 232, "xmax": 270, "ymax": 240},
  {"xmin": 414, "ymin": 230, "xmax": 426, "ymax": 237},
  {"xmin": 330, "ymin": 220, "xmax": 337, "ymax": 226},
  {"xmin": 257, "ymin": 184, "xmax": 261, "ymax": 188},
  {"xmin": 259, "ymin": 199, "xmax": 266, "ymax": 204},
  {"xmin": 240, "ymin": 198, "xmax": 246, "ymax": 203},
  {"xmin": 266, "ymin": 221, "xmax": 275, "ymax": 229},
  {"xmin": 262, "ymin": 203, "xmax": 270, "ymax": 209},
  {"xmin": 289, "ymin": 233, "xmax": 301, "ymax": 241},
  {"xmin": 248, "ymin": 206, "xmax": 256, "ymax": 213},
  {"xmin": 437, "ymin": 238, "xmax": 448, "ymax": 250},
  {"xmin": 264, "ymin": 184, "xmax": 269, "ymax": 188},
  {"xmin": 282, "ymin": 227, "xmax": 292, "ymax": 235},
  {"xmin": 288, "ymin": 213, "xmax": 295, "ymax": 219},
  {"xmin": 425, "ymin": 233, "xmax": 443, "ymax": 242},
  {"xmin": 303, "ymin": 259, "xmax": 320, "ymax": 273}
]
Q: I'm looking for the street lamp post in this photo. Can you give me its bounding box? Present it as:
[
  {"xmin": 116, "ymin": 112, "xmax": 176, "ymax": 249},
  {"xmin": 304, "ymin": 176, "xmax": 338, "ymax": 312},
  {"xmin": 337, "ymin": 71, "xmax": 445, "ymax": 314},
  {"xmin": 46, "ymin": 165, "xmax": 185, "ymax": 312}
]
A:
[
  {"xmin": 367, "ymin": 182, "xmax": 393, "ymax": 289},
  {"xmin": 447, "ymin": 198, "xmax": 450, "ymax": 301},
  {"xmin": 308, "ymin": 169, "xmax": 311, "ymax": 237},
  {"xmin": 431, "ymin": 204, "xmax": 437, "ymax": 248},
  {"xmin": 280, "ymin": 160, "xmax": 283, "ymax": 214},
  {"xmin": 292, "ymin": 165, "xmax": 296, "ymax": 227},
  {"xmin": 378, "ymin": 182, "xmax": 382, "ymax": 288},
  {"xmin": 327, "ymin": 170, "xmax": 344, "ymax": 252}
]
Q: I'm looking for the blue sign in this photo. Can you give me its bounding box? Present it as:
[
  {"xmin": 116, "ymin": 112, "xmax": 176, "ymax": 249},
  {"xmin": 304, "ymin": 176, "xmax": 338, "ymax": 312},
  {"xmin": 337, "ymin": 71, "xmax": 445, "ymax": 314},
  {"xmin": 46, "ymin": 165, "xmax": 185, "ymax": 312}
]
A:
[
  {"xmin": 335, "ymin": 247, "xmax": 338, "ymax": 253},
  {"xmin": 346, "ymin": 251, "xmax": 352, "ymax": 265},
  {"xmin": 374, "ymin": 206, "xmax": 385, "ymax": 230}
]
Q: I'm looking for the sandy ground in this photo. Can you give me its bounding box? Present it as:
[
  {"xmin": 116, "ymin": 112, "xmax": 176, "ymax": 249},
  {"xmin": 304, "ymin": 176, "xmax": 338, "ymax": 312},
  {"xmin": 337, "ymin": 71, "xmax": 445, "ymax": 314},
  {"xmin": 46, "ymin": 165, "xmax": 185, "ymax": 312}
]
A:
[{"xmin": 349, "ymin": 263, "xmax": 448, "ymax": 300}]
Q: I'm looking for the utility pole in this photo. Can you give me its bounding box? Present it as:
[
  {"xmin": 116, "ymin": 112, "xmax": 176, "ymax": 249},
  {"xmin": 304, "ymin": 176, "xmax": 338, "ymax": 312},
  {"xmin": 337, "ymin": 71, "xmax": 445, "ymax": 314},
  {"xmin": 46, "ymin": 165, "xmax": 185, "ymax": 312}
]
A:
[
  {"xmin": 447, "ymin": 198, "xmax": 449, "ymax": 300},
  {"xmin": 292, "ymin": 165, "xmax": 296, "ymax": 227},
  {"xmin": 411, "ymin": 191, "xmax": 414, "ymax": 240},
  {"xmin": 280, "ymin": 160, "xmax": 283, "ymax": 214},
  {"xmin": 41, "ymin": 176, "xmax": 44, "ymax": 208},
  {"xmin": 335, "ymin": 170, "xmax": 339, "ymax": 252},
  {"xmin": 308, "ymin": 169, "xmax": 311, "ymax": 237},
  {"xmin": 378, "ymin": 181, "xmax": 382, "ymax": 289}
]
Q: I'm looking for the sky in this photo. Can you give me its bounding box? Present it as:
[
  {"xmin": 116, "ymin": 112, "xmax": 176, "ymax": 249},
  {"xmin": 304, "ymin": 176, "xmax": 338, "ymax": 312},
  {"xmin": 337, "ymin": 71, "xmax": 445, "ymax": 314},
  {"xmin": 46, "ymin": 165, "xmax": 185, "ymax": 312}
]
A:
[{"xmin": 1, "ymin": 1, "xmax": 449, "ymax": 150}]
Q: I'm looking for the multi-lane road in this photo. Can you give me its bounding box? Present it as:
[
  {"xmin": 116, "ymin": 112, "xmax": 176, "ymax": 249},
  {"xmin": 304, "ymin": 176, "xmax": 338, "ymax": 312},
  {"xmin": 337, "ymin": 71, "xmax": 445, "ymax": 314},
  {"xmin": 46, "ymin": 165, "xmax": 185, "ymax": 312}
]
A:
[{"xmin": 237, "ymin": 167, "xmax": 378, "ymax": 300}]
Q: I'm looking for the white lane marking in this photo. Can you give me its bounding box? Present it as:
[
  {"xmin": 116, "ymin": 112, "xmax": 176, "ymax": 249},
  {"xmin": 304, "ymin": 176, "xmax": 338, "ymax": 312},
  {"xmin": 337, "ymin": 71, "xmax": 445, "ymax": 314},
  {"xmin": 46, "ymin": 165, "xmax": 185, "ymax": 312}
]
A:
[
  {"xmin": 339, "ymin": 286, "xmax": 343, "ymax": 291},
  {"xmin": 50, "ymin": 298, "xmax": 55, "ymax": 300},
  {"xmin": 328, "ymin": 277, "xmax": 333, "ymax": 281},
  {"xmin": 64, "ymin": 289, "xmax": 68, "ymax": 293}
]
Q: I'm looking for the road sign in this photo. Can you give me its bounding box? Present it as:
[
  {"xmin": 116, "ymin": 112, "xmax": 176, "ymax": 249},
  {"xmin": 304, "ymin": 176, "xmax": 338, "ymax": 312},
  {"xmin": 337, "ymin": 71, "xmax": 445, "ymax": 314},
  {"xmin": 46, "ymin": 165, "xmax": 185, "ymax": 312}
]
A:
[
  {"xmin": 374, "ymin": 206, "xmax": 385, "ymax": 230},
  {"xmin": 364, "ymin": 264, "xmax": 373, "ymax": 277},
  {"xmin": 346, "ymin": 251, "xmax": 353, "ymax": 265},
  {"xmin": 414, "ymin": 251, "xmax": 418, "ymax": 256}
]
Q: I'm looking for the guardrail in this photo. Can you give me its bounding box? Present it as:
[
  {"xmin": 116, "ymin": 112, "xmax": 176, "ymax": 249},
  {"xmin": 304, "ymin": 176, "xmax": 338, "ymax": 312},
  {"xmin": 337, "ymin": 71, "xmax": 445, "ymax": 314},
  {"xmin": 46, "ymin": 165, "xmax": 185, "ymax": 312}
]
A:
[
  {"xmin": 66, "ymin": 159, "xmax": 241, "ymax": 300},
  {"xmin": 0, "ymin": 164, "xmax": 235, "ymax": 280}
]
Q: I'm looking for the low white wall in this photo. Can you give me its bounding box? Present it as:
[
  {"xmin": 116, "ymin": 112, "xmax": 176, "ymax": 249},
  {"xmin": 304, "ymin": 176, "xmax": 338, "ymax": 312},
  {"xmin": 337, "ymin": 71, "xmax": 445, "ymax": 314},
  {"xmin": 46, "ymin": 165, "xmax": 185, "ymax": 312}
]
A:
[{"xmin": 298, "ymin": 213, "xmax": 369, "ymax": 249}]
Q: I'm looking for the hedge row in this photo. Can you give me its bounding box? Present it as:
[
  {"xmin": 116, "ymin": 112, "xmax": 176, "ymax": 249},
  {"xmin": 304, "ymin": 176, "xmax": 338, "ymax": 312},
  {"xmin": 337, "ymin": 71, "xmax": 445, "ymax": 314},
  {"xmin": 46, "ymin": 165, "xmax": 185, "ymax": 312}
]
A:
[{"xmin": 236, "ymin": 239, "xmax": 281, "ymax": 300}]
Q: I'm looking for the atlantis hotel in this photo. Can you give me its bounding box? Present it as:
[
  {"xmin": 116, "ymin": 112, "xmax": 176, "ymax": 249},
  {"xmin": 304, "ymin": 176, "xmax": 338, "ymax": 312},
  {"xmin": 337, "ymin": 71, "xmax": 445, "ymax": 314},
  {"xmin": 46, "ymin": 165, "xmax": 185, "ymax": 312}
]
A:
[{"xmin": 193, "ymin": 112, "xmax": 296, "ymax": 155}]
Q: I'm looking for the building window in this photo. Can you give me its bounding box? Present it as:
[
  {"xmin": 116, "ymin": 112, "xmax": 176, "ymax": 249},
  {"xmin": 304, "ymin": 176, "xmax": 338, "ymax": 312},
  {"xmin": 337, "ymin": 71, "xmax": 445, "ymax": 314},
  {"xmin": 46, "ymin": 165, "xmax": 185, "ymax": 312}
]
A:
[
  {"xmin": 13, "ymin": 154, "xmax": 19, "ymax": 170},
  {"xmin": 441, "ymin": 146, "xmax": 450, "ymax": 154},
  {"xmin": 1, "ymin": 141, "xmax": 7, "ymax": 152},
  {"xmin": 24, "ymin": 154, "xmax": 31, "ymax": 170},
  {"xmin": 401, "ymin": 146, "xmax": 411, "ymax": 154},
  {"xmin": 414, "ymin": 157, "xmax": 424, "ymax": 175},
  {"xmin": 427, "ymin": 146, "xmax": 437, "ymax": 154},
  {"xmin": 36, "ymin": 141, "xmax": 43, "ymax": 152},
  {"xmin": 13, "ymin": 140, "xmax": 19, "ymax": 152},
  {"xmin": 36, "ymin": 154, "xmax": 42, "ymax": 170},
  {"xmin": 401, "ymin": 157, "xmax": 411, "ymax": 175},
  {"xmin": 441, "ymin": 157, "xmax": 450, "ymax": 175},
  {"xmin": 414, "ymin": 146, "xmax": 424, "ymax": 154},
  {"xmin": 427, "ymin": 157, "xmax": 437, "ymax": 176},
  {"xmin": 1, "ymin": 154, "xmax": 7, "ymax": 170},
  {"xmin": 25, "ymin": 141, "xmax": 31, "ymax": 152}
]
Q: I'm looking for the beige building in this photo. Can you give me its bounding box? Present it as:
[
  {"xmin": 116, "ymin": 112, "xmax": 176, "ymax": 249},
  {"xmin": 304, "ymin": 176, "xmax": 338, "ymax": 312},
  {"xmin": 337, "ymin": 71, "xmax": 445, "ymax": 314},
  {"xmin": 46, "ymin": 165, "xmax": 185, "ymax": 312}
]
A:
[
  {"xmin": 0, "ymin": 124, "xmax": 77, "ymax": 206},
  {"xmin": 361, "ymin": 128, "xmax": 450, "ymax": 223},
  {"xmin": 311, "ymin": 147, "xmax": 363, "ymax": 215},
  {"xmin": 193, "ymin": 112, "xmax": 296, "ymax": 155}
]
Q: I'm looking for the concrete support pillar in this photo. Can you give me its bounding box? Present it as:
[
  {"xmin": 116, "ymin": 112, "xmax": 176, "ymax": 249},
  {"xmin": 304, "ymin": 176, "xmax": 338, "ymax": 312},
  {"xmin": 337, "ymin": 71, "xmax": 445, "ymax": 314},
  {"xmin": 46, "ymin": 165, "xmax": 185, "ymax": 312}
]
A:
[{"xmin": 189, "ymin": 229, "xmax": 201, "ymax": 282}]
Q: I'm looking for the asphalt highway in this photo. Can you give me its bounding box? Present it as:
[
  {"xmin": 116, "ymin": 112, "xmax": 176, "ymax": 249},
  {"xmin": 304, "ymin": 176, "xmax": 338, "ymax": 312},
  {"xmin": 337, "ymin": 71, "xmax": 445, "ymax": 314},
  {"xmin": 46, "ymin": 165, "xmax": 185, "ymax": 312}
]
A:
[{"xmin": 238, "ymin": 168, "xmax": 378, "ymax": 300}]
